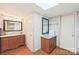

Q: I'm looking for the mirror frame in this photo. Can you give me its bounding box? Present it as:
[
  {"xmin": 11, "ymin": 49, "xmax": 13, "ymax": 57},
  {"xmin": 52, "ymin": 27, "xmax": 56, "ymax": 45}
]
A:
[
  {"xmin": 3, "ymin": 20, "xmax": 22, "ymax": 32},
  {"xmin": 42, "ymin": 17, "xmax": 49, "ymax": 34}
]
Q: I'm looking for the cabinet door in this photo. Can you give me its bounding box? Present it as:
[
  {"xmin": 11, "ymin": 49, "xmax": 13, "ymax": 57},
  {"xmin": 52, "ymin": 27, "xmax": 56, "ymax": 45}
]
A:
[
  {"xmin": 49, "ymin": 38, "xmax": 56, "ymax": 53},
  {"xmin": 1, "ymin": 37, "xmax": 9, "ymax": 51},
  {"xmin": 8, "ymin": 35, "xmax": 25, "ymax": 49},
  {"xmin": 41, "ymin": 37, "xmax": 49, "ymax": 53},
  {"xmin": 8, "ymin": 36, "xmax": 17, "ymax": 49}
]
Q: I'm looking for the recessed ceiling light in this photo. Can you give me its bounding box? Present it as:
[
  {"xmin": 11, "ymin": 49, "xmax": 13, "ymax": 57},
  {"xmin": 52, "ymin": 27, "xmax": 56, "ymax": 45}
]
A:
[{"xmin": 35, "ymin": 3, "xmax": 59, "ymax": 10}]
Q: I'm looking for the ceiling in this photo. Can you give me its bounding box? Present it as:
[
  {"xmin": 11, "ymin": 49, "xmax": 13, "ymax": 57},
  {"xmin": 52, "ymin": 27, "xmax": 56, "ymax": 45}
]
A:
[{"xmin": 0, "ymin": 3, "xmax": 79, "ymax": 18}]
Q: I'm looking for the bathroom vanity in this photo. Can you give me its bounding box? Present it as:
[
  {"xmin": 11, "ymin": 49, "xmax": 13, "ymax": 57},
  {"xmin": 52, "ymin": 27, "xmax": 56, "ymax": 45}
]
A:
[
  {"xmin": 0, "ymin": 34, "xmax": 25, "ymax": 54},
  {"xmin": 41, "ymin": 35, "xmax": 56, "ymax": 54}
]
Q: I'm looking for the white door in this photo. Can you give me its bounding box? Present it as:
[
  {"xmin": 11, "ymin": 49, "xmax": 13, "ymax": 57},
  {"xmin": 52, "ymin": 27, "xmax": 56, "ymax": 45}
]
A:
[{"xmin": 60, "ymin": 14, "xmax": 75, "ymax": 52}]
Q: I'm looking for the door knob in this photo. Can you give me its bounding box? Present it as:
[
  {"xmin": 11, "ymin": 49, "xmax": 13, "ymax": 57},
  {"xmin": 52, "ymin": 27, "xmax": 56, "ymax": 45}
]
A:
[{"xmin": 72, "ymin": 34, "xmax": 75, "ymax": 37}]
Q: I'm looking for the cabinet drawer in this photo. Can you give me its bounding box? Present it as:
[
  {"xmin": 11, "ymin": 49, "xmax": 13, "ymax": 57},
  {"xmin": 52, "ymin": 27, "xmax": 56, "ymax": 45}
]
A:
[{"xmin": 17, "ymin": 35, "xmax": 25, "ymax": 45}]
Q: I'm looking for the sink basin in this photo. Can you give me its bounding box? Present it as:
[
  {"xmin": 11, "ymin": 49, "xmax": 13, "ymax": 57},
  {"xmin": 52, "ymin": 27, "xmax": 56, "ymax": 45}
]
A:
[{"xmin": 41, "ymin": 34, "xmax": 56, "ymax": 39}]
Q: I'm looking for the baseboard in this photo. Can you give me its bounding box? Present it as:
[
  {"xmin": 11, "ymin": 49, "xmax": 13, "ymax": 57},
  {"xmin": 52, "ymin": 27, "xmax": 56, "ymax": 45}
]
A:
[
  {"xmin": 58, "ymin": 47, "xmax": 75, "ymax": 54},
  {"xmin": 56, "ymin": 46, "xmax": 60, "ymax": 48},
  {"xmin": 32, "ymin": 47, "xmax": 41, "ymax": 53}
]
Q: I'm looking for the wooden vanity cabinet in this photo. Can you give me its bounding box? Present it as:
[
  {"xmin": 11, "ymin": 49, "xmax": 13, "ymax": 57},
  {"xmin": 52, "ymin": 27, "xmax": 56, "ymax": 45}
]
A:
[
  {"xmin": 0, "ymin": 35, "xmax": 25, "ymax": 53},
  {"xmin": 8, "ymin": 36, "xmax": 17, "ymax": 50},
  {"xmin": 41, "ymin": 36, "xmax": 56, "ymax": 54},
  {"xmin": 17, "ymin": 35, "xmax": 25, "ymax": 46},
  {"xmin": 1, "ymin": 37, "xmax": 9, "ymax": 51}
]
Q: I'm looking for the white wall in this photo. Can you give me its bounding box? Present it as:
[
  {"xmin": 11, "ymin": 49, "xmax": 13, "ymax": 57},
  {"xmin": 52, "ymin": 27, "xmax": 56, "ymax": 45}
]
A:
[
  {"xmin": 0, "ymin": 5, "xmax": 35, "ymax": 51},
  {"xmin": 32, "ymin": 13, "xmax": 42, "ymax": 52},
  {"xmin": 23, "ymin": 12, "xmax": 42, "ymax": 52},
  {"xmin": 8, "ymin": 15, "xmax": 22, "ymax": 35},
  {"xmin": 0, "ymin": 4, "xmax": 32, "ymax": 36},
  {"xmin": 49, "ymin": 16, "xmax": 60, "ymax": 47},
  {"xmin": 23, "ymin": 13, "xmax": 34, "ymax": 51},
  {"xmin": 0, "ymin": 13, "xmax": 23, "ymax": 35},
  {"xmin": 60, "ymin": 13, "xmax": 75, "ymax": 52},
  {"xmin": 0, "ymin": 14, "xmax": 3, "ymax": 28},
  {"xmin": 76, "ymin": 12, "xmax": 79, "ymax": 52},
  {"xmin": 0, "ymin": 5, "xmax": 42, "ymax": 52},
  {"xmin": 1, "ymin": 4, "xmax": 78, "ymax": 53},
  {"xmin": 50, "ymin": 13, "xmax": 76, "ymax": 53}
]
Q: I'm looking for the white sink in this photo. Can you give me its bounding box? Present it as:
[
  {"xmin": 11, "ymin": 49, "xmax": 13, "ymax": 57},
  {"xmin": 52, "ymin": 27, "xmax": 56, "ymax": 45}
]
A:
[{"xmin": 41, "ymin": 34, "xmax": 56, "ymax": 39}]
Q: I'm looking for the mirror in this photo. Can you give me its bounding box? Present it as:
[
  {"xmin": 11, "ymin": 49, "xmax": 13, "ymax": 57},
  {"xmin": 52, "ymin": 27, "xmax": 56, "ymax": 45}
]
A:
[
  {"xmin": 42, "ymin": 18, "xmax": 49, "ymax": 34},
  {"xmin": 3, "ymin": 20, "xmax": 22, "ymax": 32}
]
